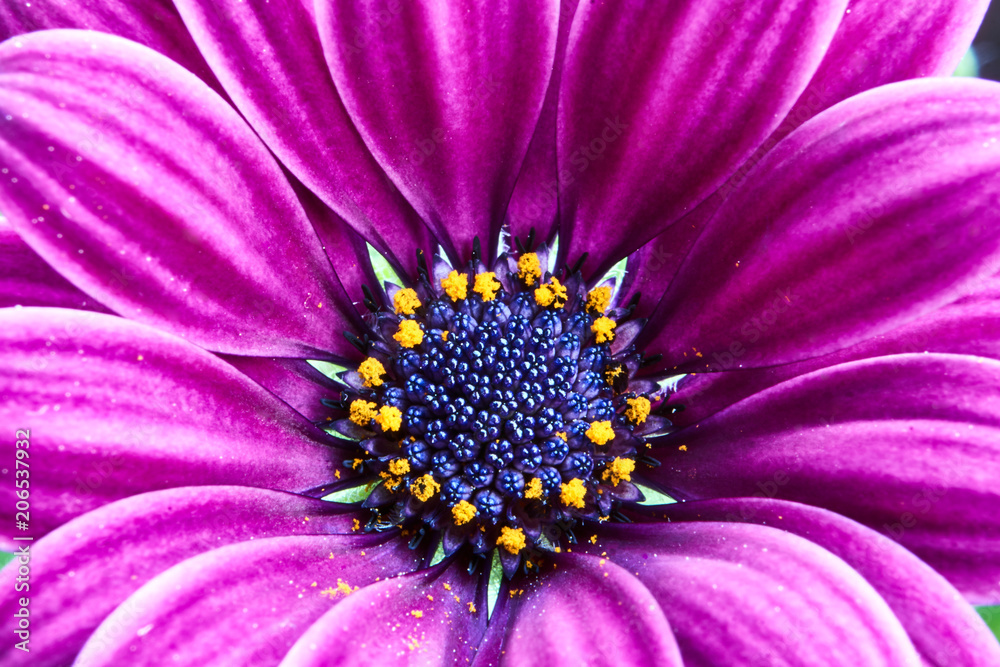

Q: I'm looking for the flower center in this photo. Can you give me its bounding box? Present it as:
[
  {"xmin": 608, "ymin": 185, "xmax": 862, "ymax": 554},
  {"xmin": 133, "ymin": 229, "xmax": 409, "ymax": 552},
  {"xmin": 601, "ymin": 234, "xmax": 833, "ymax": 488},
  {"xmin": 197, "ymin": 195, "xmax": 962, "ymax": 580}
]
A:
[{"xmin": 330, "ymin": 241, "xmax": 663, "ymax": 575}]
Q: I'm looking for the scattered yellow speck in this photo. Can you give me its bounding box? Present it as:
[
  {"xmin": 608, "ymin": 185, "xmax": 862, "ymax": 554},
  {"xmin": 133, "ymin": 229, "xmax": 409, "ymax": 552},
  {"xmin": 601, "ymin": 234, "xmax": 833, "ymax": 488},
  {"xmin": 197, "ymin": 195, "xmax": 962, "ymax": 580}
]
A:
[
  {"xmin": 358, "ymin": 357, "xmax": 386, "ymax": 387},
  {"xmin": 555, "ymin": 431, "xmax": 568, "ymax": 442},
  {"xmin": 328, "ymin": 552, "xmax": 336, "ymax": 559},
  {"xmin": 586, "ymin": 286, "xmax": 611, "ymax": 314},
  {"xmin": 393, "ymin": 319, "xmax": 424, "ymax": 348},
  {"xmin": 591, "ymin": 316, "xmax": 617, "ymax": 343},
  {"xmin": 441, "ymin": 330, "xmax": 449, "ymax": 341},
  {"xmin": 497, "ymin": 526, "xmax": 527, "ymax": 554},
  {"xmin": 388, "ymin": 458, "xmax": 411, "ymax": 476},
  {"xmin": 441, "ymin": 270, "xmax": 468, "ymax": 301},
  {"xmin": 427, "ymin": 594, "xmax": 434, "ymax": 601},
  {"xmin": 560, "ymin": 478, "xmax": 587, "ymax": 509},
  {"xmin": 586, "ymin": 421, "xmax": 615, "ymax": 445},
  {"xmin": 473, "ymin": 272, "xmax": 502, "ymax": 301},
  {"xmin": 360, "ymin": 551, "xmax": 366, "ymax": 556},
  {"xmin": 599, "ymin": 558, "xmax": 606, "ymax": 566},
  {"xmin": 468, "ymin": 602, "xmax": 477, "ymax": 613},
  {"xmin": 524, "ymin": 477, "xmax": 544, "ymax": 500},
  {"xmin": 410, "ymin": 474, "xmax": 440, "ymax": 502},
  {"xmin": 352, "ymin": 519, "xmax": 360, "ymax": 532},
  {"xmin": 350, "ymin": 458, "xmax": 363, "ymax": 470},
  {"xmin": 625, "ymin": 396, "xmax": 651, "ymax": 425},
  {"xmin": 602, "ymin": 457, "xmax": 635, "ymax": 485},
  {"xmin": 517, "ymin": 253, "xmax": 542, "ymax": 286},
  {"xmin": 679, "ymin": 445, "xmax": 688, "ymax": 452},
  {"xmin": 334, "ymin": 469, "xmax": 341, "ymax": 479},
  {"xmin": 534, "ymin": 277, "xmax": 568, "ymax": 308},
  {"xmin": 374, "ymin": 405, "xmax": 403, "ymax": 432},
  {"xmin": 349, "ymin": 399, "xmax": 378, "ymax": 426},
  {"xmin": 393, "ymin": 288, "xmax": 422, "ymax": 315},
  {"xmin": 604, "ymin": 365, "xmax": 624, "ymax": 385},
  {"xmin": 42, "ymin": 204, "xmax": 50, "ymax": 210},
  {"xmin": 410, "ymin": 610, "xmax": 423, "ymax": 618},
  {"xmin": 311, "ymin": 581, "xmax": 318, "ymax": 587},
  {"xmin": 443, "ymin": 583, "xmax": 452, "ymax": 591},
  {"xmin": 452, "ymin": 500, "xmax": 478, "ymax": 526},
  {"xmin": 589, "ymin": 535, "xmax": 598, "ymax": 544},
  {"xmin": 137, "ymin": 354, "xmax": 144, "ymax": 361}
]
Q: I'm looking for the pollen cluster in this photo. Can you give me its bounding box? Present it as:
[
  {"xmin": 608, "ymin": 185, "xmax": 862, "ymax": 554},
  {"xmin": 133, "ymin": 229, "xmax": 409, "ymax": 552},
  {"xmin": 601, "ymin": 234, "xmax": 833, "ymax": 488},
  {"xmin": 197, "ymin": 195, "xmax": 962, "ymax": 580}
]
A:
[{"xmin": 325, "ymin": 242, "xmax": 667, "ymax": 575}]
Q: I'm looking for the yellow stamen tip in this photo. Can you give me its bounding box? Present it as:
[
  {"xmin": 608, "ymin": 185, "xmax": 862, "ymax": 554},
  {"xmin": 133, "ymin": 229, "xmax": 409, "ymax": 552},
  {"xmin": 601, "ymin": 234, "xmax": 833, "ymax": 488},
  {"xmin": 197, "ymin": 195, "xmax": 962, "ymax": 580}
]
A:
[
  {"xmin": 388, "ymin": 458, "xmax": 411, "ymax": 476},
  {"xmin": 534, "ymin": 277, "xmax": 568, "ymax": 309},
  {"xmin": 602, "ymin": 457, "xmax": 635, "ymax": 486},
  {"xmin": 591, "ymin": 316, "xmax": 617, "ymax": 343},
  {"xmin": 555, "ymin": 431, "xmax": 568, "ymax": 442},
  {"xmin": 441, "ymin": 270, "xmax": 468, "ymax": 301},
  {"xmin": 374, "ymin": 405, "xmax": 402, "ymax": 432},
  {"xmin": 497, "ymin": 526, "xmax": 527, "ymax": 554},
  {"xmin": 625, "ymin": 396, "xmax": 651, "ymax": 425},
  {"xmin": 348, "ymin": 399, "xmax": 378, "ymax": 427},
  {"xmin": 358, "ymin": 357, "xmax": 387, "ymax": 388},
  {"xmin": 393, "ymin": 319, "xmax": 424, "ymax": 348},
  {"xmin": 586, "ymin": 420, "xmax": 615, "ymax": 446},
  {"xmin": 560, "ymin": 478, "xmax": 587, "ymax": 509},
  {"xmin": 393, "ymin": 288, "xmax": 422, "ymax": 316},
  {"xmin": 452, "ymin": 500, "xmax": 477, "ymax": 526},
  {"xmin": 410, "ymin": 474, "xmax": 440, "ymax": 502},
  {"xmin": 517, "ymin": 253, "xmax": 542, "ymax": 286},
  {"xmin": 586, "ymin": 286, "xmax": 612, "ymax": 314},
  {"xmin": 473, "ymin": 272, "xmax": 502, "ymax": 301},
  {"xmin": 524, "ymin": 477, "xmax": 544, "ymax": 500}
]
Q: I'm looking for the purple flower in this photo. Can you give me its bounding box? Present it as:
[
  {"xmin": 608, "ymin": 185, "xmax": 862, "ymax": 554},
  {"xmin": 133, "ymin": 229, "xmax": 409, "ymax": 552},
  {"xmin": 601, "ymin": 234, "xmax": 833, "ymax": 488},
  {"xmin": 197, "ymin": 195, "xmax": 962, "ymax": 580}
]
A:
[{"xmin": 2, "ymin": 0, "xmax": 1000, "ymax": 664}]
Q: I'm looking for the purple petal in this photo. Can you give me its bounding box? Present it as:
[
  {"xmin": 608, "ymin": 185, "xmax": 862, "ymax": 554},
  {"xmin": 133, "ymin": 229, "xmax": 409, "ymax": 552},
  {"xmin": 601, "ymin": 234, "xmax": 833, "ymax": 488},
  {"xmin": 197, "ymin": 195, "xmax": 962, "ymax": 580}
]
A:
[
  {"xmin": 0, "ymin": 308, "xmax": 344, "ymax": 536},
  {"xmin": 220, "ymin": 355, "xmax": 346, "ymax": 423},
  {"xmin": 72, "ymin": 532, "xmax": 418, "ymax": 667},
  {"xmin": 0, "ymin": 30, "xmax": 359, "ymax": 357},
  {"xmin": 656, "ymin": 353, "xmax": 1000, "ymax": 604},
  {"xmin": 590, "ymin": 521, "xmax": 921, "ymax": 666},
  {"xmin": 0, "ymin": 0, "xmax": 226, "ymax": 95},
  {"xmin": 279, "ymin": 563, "xmax": 486, "ymax": 666},
  {"xmin": 558, "ymin": 0, "xmax": 845, "ymax": 274},
  {"xmin": 0, "ymin": 486, "xmax": 366, "ymax": 667},
  {"xmin": 658, "ymin": 497, "xmax": 1000, "ymax": 666},
  {"xmin": 173, "ymin": 0, "xmax": 435, "ymax": 279},
  {"xmin": 643, "ymin": 78, "xmax": 1000, "ymax": 371},
  {"xmin": 0, "ymin": 220, "xmax": 110, "ymax": 312},
  {"xmin": 318, "ymin": 0, "xmax": 558, "ymax": 263},
  {"xmin": 502, "ymin": 554, "xmax": 682, "ymax": 666}
]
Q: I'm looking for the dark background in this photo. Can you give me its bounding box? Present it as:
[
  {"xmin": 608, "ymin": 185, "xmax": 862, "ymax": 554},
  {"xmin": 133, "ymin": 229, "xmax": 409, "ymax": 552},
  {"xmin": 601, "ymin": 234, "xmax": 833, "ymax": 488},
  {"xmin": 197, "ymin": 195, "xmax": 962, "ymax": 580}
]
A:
[{"xmin": 975, "ymin": 2, "xmax": 1000, "ymax": 79}]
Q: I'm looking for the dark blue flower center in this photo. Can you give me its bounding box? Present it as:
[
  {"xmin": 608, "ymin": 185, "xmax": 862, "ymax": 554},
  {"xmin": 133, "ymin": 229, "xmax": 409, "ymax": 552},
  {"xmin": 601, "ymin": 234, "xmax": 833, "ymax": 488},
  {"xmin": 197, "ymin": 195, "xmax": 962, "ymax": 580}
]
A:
[{"xmin": 329, "ymin": 244, "xmax": 664, "ymax": 575}]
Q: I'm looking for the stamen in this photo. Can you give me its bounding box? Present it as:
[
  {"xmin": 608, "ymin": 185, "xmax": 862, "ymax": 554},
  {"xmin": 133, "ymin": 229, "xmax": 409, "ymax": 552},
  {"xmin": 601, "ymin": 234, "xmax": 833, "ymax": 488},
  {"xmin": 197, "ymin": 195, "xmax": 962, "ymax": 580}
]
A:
[
  {"xmin": 441, "ymin": 270, "xmax": 468, "ymax": 301},
  {"xmin": 374, "ymin": 406, "xmax": 402, "ymax": 432},
  {"xmin": 452, "ymin": 500, "xmax": 478, "ymax": 526},
  {"xmin": 393, "ymin": 319, "xmax": 424, "ymax": 348},
  {"xmin": 586, "ymin": 286, "xmax": 612, "ymax": 314},
  {"xmin": 358, "ymin": 357, "xmax": 386, "ymax": 387},
  {"xmin": 388, "ymin": 458, "xmax": 411, "ymax": 476},
  {"xmin": 497, "ymin": 526, "xmax": 527, "ymax": 554},
  {"xmin": 348, "ymin": 399, "xmax": 378, "ymax": 426},
  {"xmin": 591, "ymin": 316, "xmax": 617, "ymax": 343},
  {"xmin": 534, "ymin": 277, "xmax": 568, "ymax": 309},
  {"xmin": 472, "ymin": 272, "xmax": 502, "ymax": 301},
  {"xmin": 625, "ymin": 396, "xmax": 651, "ymax": 425},
  {"xmin": 410, "ymin": 474, "xmax": 440, "ymax": 502},
  {"xmin": 585, "ymin": 421, "xmax": 615, "ymax": 446},
  {"xmin": 560, "ymin": 478, "xmax": 587, "ymax": 509},
  {"xmin": 517, "ymin": 253, "xmax": 542, "ymax": 286},
  {"xmin": 393, "ymin": 288, "xmax": 422, "ymax": 315},
  {"xmin": 524, "ymin": 477, "xmax": 544, "ymax": 500},
  {"xmin": 602, "ymin": 457, "xmax": 635, "ymax": 485}
]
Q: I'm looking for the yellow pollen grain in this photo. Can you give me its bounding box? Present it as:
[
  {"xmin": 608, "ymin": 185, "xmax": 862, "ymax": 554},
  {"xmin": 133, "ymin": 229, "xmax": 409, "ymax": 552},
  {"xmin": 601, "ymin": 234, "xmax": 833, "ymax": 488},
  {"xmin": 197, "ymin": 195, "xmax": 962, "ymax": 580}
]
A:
[
  {"xmin": 497, "ymin": 526, "xmax": 527, "ymax": 554},
  {"xmin": 410, "ymin": 474, "xmax": 440, "ymax": 502},
  {"xmin": 560, "ymin": 478, "xmax": 587, "ymax": 509},
  {"xmin": 358, "ymin": 357, "xmax": 386, "ymax": 387},
  {"xmin": 517, "ymin": 253, "xmax": 542, "ymax": 286},
  {"xmin": 441, "ymin": 270, "xmax": 468, "ymax": 301},
  {"xmin": 534, "ymin": 277, "xmax": 568, "ymax": 308},
  {"xmin": 393, "ymin": 288, "xmax": 422, "ymax": 315},
  {"xmin": 589, "ymin": 535, "xmax": 598, "ymax": 544},
  {"xmin": 591, "ymin": 316, "xmax": 617, "ymax": 343},
  {"xmin": 350, "ymin": 459, "xmax": 362, "ymax": 470},
  {"xmin": 602, "ymin": 457, "xmax": 636, "ymax": 486},
  {"xmin": 555, "ymin": 431, "xmax": 568, "ymax": 442},
  {"xmin": 586, "ymin": 286, "xmax": 612, "ymax": 314},
  {"xmin": 524, "ymin": 477, "xmax": 544, "ymax": 500},
  {"xmin": 441, "ymin": 330, "xmax": 449, "ymax": 341},
  {"xmin": 604, "ymin": 365, "xmax": 624, "ymax": 385},
  {"xmin": 349, "ymin": 399, "xmax": 378, "ymax": 426},
  {"xmin": 352, "ymin": 518, "xmax": 360, "ymax": 532},
  {"xmin": 410, "ymin": 610, "xmax": 423, "ymax": 618},
  {"xmin": 468, "ymin": 602, "xmax": 477, "ymax": 613},
  {"xmin": 625, "ymin": 396, "xmax": 651, "ymax": 425},
  {"xmin": 336, "ymin": 580, "xmax": 357, "ymax": 596},
  {"xmin": 452, "ymin": 500, "xmax": 477, "ymax": 526},
  {"xmin": 586, "ymin": 420, "xmax": 615, "ymax": 446},
  {"xmin": 473, "ymin": 272, "xmax": 502, "ymax": 301},
  {"xmin": 388, "ymin": 458, "xmax": 411, "ymax": 476},
  {"xmin": 679, "ymin": 445, "xmax": 688, "ymax": 452},
  {"xmin": 443, "ymin": 583, "xmax": 452, "ymax": 591},
  {"xmin": 393, "ymin": 319, "xmax": 424, "ymax": 348},
  {"xmin": 374, "ymin": 405, "xmax": 402, "ymax": 432}
]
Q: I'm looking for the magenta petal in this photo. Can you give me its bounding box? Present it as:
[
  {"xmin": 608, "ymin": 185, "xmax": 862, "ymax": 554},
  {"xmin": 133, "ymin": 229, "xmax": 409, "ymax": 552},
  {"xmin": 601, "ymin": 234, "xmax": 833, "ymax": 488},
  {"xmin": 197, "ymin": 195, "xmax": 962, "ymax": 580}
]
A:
[
  {"xmin": 0, "ymin": 30, "xmax": 358, "ymax": 357},
  {"xmin": 174, "ymin": 0, "xmax": 434, "ymax": 279},
  {"xmin": 0, "ymin": 486, "xmax": 363, "ymax": 667},
  {"xmin": 0, "ymin": 220, "xmax": 110, "ymax": 312},
  {"xmin": 279, "ymin": 562, "xmax": 486, "ymax": 666},
  {"xmin": 72, "ymin": 532, "xmax": 418, "ymax": 667},
  {"xmin": 502, "ymin": 554, "xmax": 682, "ymax": 666},
  {"xmin": 0, "ymin": 308, "xmax": 342, "ymax": 535},
  {"xmin": 220, "ymin": 355, "xmax": 346, "ymax": 423},
  {"xmin": 593, "ymin": 521, "xmax": 921, "ymax": 666},
  {"xmin": 558, "ymin": 0, "xmax": 845, "ymax": 273},
  {"xmin": 0, "ymin": 0, "xmax": 226, "ymax": 95},
  {"xmin": 318, "ymin": 0, "xmax": 558, "ymax": 262},
  {"xmin": 657, "ymin": 353, "xmax": 1000, "ymax": 604},
  {"xmin": 644, "ymin": 78, "xmax": 1000, "ymax": 370},
  {"xmin": 660, "ymin": 498, "xmax": 1000, "ymax": 666}
]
